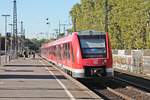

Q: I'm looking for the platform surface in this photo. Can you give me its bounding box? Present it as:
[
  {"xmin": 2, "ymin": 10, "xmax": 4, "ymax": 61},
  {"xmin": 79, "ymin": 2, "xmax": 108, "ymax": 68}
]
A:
[{"xmin": 0, "ymin": 56, "xmax": 100, "ymax": 100}]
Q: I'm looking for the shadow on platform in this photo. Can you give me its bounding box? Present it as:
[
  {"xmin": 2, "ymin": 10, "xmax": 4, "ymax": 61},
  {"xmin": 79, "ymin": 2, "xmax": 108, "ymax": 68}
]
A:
[
  {"xmin": 0, "ymin": 96, "xmax": 97, "ymax": 100},
  {"xmin": 3, "ymin": 65, "xmax": 52, "ymax": 67},
  {"xmin": 0, "ymin": 97, "xmax": 98, "ymax": 99},
  {"xmin": 0, "ymin": 87, "xmax": 89, "ymax": 92},
  {"xmin": 0, "ymin": 74, "xmax": 67, "ymax": 79}
]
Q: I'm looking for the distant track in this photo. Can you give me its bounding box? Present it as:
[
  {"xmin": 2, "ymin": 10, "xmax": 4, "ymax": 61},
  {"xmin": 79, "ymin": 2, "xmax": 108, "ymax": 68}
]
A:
[{"xmin": 114, "ymin": 71, "xmax": 150, "ymax": 92}]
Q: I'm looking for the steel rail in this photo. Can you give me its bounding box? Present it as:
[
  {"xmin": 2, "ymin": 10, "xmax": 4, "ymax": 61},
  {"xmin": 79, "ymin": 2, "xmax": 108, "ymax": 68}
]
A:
[
  {"xmin": 113, "ymin": 77, "xmax": 150, "ymax": 92},
  {"xmin": 106, "ymin": 87, "xmax": 133, "ymax": 100}
]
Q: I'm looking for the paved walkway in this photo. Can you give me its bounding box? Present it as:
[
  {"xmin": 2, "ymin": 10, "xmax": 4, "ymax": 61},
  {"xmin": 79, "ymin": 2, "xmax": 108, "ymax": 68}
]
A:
[{"xmin": 0, "ymin": 56, "xmax": 100, "ymax": 100}]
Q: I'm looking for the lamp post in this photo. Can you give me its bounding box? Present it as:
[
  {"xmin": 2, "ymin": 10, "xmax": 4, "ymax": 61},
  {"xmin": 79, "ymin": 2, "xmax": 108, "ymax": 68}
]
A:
[
  {"xmin": 9, "ymin": 24, "xmax": 13, "ymax": 59},
  {"xmin": 59, "ymin": 20, "xmax": 61, "ymax": 35},
  {"xmin": 60, "ymin": 23, "xmax": 71, "ymax": 35},
  {"xmin": 46, "ymin": 18, "xmax": 50, "ymax": 39},
  {"xmin": 2, "ymin": 14, "xmax": 10, "ymax": 63},
  {"xmin": 54, "ymin": 29, "xmax": 58, "ymax": 38},
  {"xmin": 0, "ymin": 33, "xmax": 1, "ymax": 65}
]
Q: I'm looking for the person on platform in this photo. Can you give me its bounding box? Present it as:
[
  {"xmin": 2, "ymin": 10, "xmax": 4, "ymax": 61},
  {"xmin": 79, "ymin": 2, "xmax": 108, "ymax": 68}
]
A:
[
  {"xmin": 32, "ymin": 51, "xmax": 35, "ymax": 59},
  {"xmin": 23, "ymin": 50, "xmax": 26, "ymax": 59}
]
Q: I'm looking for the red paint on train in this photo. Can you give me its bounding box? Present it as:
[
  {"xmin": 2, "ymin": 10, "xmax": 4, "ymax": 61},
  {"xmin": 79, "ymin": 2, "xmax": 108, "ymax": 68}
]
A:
[{"xmin": 41, "ymin": 30, "xmax": 113, "ymax": 78}]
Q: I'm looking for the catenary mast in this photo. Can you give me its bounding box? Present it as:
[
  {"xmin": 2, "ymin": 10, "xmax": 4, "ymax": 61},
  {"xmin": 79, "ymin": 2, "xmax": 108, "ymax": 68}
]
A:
[{"xmin": 13, "ymin": 0, "xmax": 18, "ymax": 57}]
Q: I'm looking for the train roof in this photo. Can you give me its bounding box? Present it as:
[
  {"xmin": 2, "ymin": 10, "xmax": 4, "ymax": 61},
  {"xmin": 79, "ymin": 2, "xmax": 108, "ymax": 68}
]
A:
[
  {"xmin": 77, "ymin": 30, "xmax": 106, "ymax": 36},
  {"xmin": 41, "ymin": 30, "xmax": 106, "ymax": 48},
  {"xmin": 41, "ymin": 34, "xmax": 73, "ymax": 48}
]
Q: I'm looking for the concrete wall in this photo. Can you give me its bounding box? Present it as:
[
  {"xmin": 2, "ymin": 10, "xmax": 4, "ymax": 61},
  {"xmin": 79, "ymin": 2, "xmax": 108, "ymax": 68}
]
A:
[{"xmin": 113, "ymin": 49, "xmax": 150, "ymax": 76}]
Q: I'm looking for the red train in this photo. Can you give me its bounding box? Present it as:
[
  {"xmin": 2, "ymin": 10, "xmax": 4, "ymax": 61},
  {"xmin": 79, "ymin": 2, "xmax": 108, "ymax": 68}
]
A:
[{"xmin": 41, "ymin": 30, "xmax": 113, "ymax": 78}]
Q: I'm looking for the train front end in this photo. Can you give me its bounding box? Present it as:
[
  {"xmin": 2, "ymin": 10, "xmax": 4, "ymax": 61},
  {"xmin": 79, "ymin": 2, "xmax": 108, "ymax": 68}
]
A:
[{"xmin": 77, "ymin": 30, "xmax": 113, "ymax": 78}]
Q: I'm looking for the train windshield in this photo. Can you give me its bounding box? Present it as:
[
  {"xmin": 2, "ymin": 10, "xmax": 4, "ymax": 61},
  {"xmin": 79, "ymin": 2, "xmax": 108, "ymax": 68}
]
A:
[{"xmin": 79, "ymin": 35, "xmax": 106, "ymax": 58}]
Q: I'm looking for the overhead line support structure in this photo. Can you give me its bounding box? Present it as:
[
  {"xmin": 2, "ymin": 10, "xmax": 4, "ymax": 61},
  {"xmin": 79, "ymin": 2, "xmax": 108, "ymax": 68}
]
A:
[{"xmin": 13, "ymin": 0, "xmax": 18, "ymax": 58}]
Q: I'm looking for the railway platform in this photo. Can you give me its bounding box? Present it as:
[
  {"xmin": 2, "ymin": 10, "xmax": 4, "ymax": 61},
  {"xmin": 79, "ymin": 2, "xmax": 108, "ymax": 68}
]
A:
[{"xmin": 0, "ymin": 55, "xmax": 101, "ymax": 100}]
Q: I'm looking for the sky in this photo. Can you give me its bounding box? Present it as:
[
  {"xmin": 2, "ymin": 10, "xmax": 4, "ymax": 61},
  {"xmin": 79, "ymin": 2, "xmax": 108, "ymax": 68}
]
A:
[{"xmin": 0, "ymin": 0, "xmax": 80, "ymax": 39}]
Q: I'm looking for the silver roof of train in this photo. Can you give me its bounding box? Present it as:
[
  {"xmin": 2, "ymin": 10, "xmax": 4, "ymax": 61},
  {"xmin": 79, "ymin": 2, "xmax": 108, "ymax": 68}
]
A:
[{"xmin": 78, "ymin": 30, "xmax": 106, "ymax": 35}]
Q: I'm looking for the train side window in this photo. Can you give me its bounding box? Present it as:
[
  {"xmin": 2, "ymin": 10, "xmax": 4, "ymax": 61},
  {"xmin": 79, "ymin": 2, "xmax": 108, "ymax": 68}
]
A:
[
  {"xmin": 62, "ymin": 44, "xmax": 64, "ymax": 59},
  {"xmin": 66, "ymin": 43, "xmax": 68, "ymax": 59},
  {"xmin": 54, "ymin": 46, "xmax": 56, "ymax": 56},
  {"xmin": 61, "ymin": 44, "xmax": 63, "ymax": 60},
  {"xmin": 58, "ymin": 45, "xmax": 61, "ymax": 60},
  {"xmin": 67, "ymin": 43, "xmax": 70, "ymax": 60},
  {"xmin": 71, "ymin": 44, "xmax": 74, "ymax": 63},
  {"xmin": 56, "ymin": 45, "xmax": 60, "ymax": 60},
  {"xmin": 58, "ymin": 46, "xmax": 59, "ymax": 59},
  {"xmin": 49, "ymin": 47, "xmax": 51, "ymax": 55},
  {"xmin": 50, "ymin": 47, "xmax": 52, "ymax": 54},
  {"xmin": 52, "ymin": 46, "xmax": 54, "ymax": 55},
  {"xmin": 63, "ymin": 43, "xmax": 70, "ymax": 60},
  {"xmin": 56, "ymin": 46, "xmax": 58, "ymax": 59},
  {"xmin": 65, "ymin": 43, "xmax": 69, "ymax": 60},
  {"xmin": 64, "ymin": 43, "xmax": 67, "ymax": 59},
  {"xmin": 53, "ymin": 46, "xmax": 55, "ymax": 55}
]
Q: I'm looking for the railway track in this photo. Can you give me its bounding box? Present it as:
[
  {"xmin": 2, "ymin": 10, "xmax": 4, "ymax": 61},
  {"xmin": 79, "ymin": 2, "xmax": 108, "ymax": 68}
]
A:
[
  {"xmin": 114, "ymin": 71, "xmax": 150, "ymax": 92},
  {"xmin": 79, "ymin": 75, "xmax": 150, "ymax": 100},
  {"xmin": 47, "ymin": 59, "xmax": 150, "ymax": 99}
]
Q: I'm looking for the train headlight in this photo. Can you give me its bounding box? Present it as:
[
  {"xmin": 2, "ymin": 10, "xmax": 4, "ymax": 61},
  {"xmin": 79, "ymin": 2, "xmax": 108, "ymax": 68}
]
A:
[{"xmin": 103, "ymin": 60, "xmax": 107, "ymax": 64}]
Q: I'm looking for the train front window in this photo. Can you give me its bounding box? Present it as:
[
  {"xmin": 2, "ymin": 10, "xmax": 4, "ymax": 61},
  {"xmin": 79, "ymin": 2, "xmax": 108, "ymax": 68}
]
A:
[{"xmin": 79, "ymin": 35, "xmax": 106, "ymax": 58}]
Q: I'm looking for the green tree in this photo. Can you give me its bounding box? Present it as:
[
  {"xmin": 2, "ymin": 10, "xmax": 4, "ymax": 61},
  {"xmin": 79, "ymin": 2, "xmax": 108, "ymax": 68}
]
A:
[
  {"xmin": 70, "ymin": 3, "xmax": 82, "ymax": 31},
  {"xmin": 109, "ymin": 0, "xmax": 150, "ymax": 49},
  {"xmin": 70, "ymin": 0, "xmax": 150, "ymax": 49},
  {"xmin": 93, "ymin": 0, "xmax": 105, "ymax": 31}
]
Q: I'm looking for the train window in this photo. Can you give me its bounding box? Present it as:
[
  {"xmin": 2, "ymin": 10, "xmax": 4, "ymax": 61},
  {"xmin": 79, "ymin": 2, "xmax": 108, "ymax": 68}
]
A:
[
  {"xmin": 64, "ymin": 44, "xmax": 67, "ymax": 59},
  {"xmin": 63, "ymin": 43, "xmax": 70, "ymax": 60},
  {"xmin": 62, "ymin": 44, "xmax": 64, "ymax": 59},
  {"xmin": 49, "ymin": 47, "xmax": 51, "ymax": 55},
  {"xmin": 79, "ymin": 35, "xmax": 106, "ymax": 58},
  {"xmin": 63, "ymin": 44, "xmax": 67, "ymax": 59},
  {"xmin": 71, "ymin": 44, "xmax": 75, "ymax": 62},
  {"xmin": 58, "ymin": 45, "xmax": 61, "ymax": 60},
  {"xmin": 54, "ymin": 46, "xmax": 56, "ymax": 56},
  {"xmin": 68, "ymin": 43, "xmax": 70, "ymax": 60}
]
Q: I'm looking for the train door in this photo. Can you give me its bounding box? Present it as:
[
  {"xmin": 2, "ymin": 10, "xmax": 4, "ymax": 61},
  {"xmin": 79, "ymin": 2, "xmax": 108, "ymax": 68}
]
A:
[
  {"xmin": 70, "ymin": 43, "xmax": 74, "ymax": 67},
  {"xmin": 56, "ymin": 45, "xmax": 61, "ymax": 64},
  {"xmin": 70, "ymin": 43, "xmax": 75, "ymax": 76},
  {"xmin": 53, "ymin": 46, "xmax": 57, "ymax": 62},
  {"xmin": 66, "ymin": 42, "xmax": 72, "ymax": 75},
  {"xmin": 66, "ymin": 43, "xmax": 71, "ymax": 66}
]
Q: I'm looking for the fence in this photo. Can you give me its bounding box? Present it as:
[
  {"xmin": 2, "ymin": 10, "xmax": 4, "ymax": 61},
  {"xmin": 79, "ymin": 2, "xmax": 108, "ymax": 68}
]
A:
[{"xmin": 113, "ymin": 50, "xmax": 150, "ymax": 75}]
